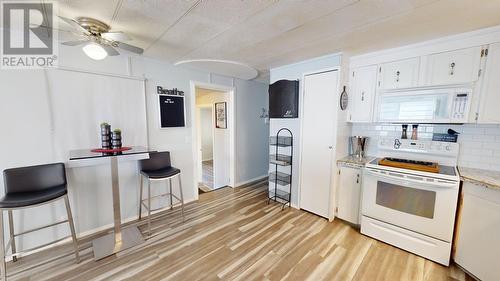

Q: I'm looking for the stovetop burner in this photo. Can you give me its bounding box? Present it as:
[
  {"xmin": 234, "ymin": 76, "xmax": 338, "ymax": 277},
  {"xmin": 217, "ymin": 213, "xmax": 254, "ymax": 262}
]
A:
[{"xmin": 383, "ymin": 157, "xmax": 436, "ymax": 167}]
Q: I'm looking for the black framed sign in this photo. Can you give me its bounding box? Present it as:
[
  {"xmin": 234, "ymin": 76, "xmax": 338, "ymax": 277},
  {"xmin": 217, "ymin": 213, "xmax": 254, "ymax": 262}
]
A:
[
  {"xmin": 215, "ymin": 102, "xmax": 227, "ymax": 129},
  {"xmin": 159, "ymin": 95, "xmax": 185, "ymax": 128}
]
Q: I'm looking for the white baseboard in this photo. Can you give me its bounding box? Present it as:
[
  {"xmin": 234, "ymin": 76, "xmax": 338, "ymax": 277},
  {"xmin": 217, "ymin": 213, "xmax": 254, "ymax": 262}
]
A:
[
  {"xmin": 9, "ymin": 197, "xmax": 198, "ymax": 261},
  {"xmin": 235, "ymin": 174, "xmax": 268, "ymax": 187}
]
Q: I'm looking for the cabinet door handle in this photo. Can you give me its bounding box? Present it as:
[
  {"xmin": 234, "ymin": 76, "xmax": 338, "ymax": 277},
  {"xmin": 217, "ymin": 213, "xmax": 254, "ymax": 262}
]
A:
[
  {"xmin": 356, "ymin": 174, "xmax": 360, "ymax": 183},
  {"xmin": 396, "ymin": 70, "xmax": 400, "ymax": 82},
  {"xmin": 450, "ymin": 62, "xmax": 455, "ymax": 75},
  {"xmin": 361, "ymin": 91, "xmax": 365, "ymax": 101}
]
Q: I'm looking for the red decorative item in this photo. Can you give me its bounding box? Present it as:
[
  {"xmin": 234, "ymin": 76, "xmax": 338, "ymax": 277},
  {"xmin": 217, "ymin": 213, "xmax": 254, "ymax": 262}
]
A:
[{"xmin": 91, "ymin": 147, "xmax": 132, "ymax": 153}]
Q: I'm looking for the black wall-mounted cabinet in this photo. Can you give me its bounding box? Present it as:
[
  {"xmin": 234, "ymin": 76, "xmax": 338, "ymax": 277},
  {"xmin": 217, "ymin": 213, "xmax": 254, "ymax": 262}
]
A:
[{"xmin": 269, "ymin": 80, "xmax": 299, "ymax": 118}]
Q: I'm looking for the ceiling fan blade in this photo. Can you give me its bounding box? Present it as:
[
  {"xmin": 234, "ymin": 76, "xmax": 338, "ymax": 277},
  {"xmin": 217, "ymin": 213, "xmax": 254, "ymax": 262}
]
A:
[
  {"xmin": 61, "ymin": 40, "xmax": 89, "ymax": 46},
  {"xmin": 115, "ymin": 42, "xmax": 144, "ymax": 55},
  {"xmin": 101, "ymin": 32, "xmax": 131, "ymax": 42},
  {"xmin": 58, "ymin": 16, "xmax": 89, "ymax": 34},
  {"xmin": 31, "ymin": 24, "xmax": 73, "ymax": 33},
  {"xmin": 101, "ymin": 44, "xmax": 120, "ymax": 56}
]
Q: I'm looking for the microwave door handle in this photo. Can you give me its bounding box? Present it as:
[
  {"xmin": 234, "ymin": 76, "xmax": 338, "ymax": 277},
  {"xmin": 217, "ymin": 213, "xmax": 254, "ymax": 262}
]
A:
[
  {"xmin": 364, "ymin": 169, "xmax": 457, "ymax": 189},
  {"xmin": 434, "ymin": 99, "xmax": 441, "ymax": 116}
]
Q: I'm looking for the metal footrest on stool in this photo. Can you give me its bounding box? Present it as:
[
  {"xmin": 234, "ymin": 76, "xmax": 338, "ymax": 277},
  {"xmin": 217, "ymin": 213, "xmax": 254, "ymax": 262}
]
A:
[{"xmin": 138, "ymin": 172, "xmax": 186, "ymax": 236}]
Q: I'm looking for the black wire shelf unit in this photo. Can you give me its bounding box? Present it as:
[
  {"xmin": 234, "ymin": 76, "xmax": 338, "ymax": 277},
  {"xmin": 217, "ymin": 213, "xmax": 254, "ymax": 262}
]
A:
[{"xmin": 268, "ymin": 128, "xmax": 292, "ymax": 210}]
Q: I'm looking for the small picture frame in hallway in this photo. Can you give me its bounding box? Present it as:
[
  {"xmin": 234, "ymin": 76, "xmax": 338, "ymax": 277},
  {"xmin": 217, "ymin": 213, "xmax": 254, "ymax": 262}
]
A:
[{"xmin": 215, "ymin": 102, "xmax": 227, "ymax": 129}]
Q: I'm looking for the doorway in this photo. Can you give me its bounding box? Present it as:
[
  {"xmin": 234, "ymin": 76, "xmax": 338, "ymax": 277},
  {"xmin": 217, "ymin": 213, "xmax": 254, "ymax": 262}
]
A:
[{"xmin": 193, "ymin": 84, "xmax": 234, "ymax": 195}]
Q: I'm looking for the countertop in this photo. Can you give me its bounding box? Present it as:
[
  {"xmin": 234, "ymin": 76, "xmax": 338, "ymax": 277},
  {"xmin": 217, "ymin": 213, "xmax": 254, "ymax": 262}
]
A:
[
  {"xmin": 337, "ymin": 155, "xmax": 375, "ymax": 167},
  {"xmin": 458, "ymin": 167, "xmax": 500, "ymax": 191}
]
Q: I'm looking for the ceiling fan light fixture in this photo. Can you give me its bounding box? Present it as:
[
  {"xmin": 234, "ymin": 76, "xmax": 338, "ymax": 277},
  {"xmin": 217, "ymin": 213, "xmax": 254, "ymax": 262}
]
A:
[{"xmin": 82, "ymin": 43, "xmax": 107, "ymax": 60}]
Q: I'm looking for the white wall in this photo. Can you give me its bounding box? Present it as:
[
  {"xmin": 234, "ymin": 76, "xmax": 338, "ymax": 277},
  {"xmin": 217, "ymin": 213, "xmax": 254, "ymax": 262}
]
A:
[
  {"xmin": 0, "ymin": 44, "xmax": 269, "ymax": 252},
  {"xmin": 269, "ymin": 53, "xmax": 342, "ymax": 208},
  {"xmin": 0, "ymin": 66, "xmax": 148, "ymax": 252},
  {"xmin": 198, "ymin": 107, "xmax": 213, "ymax": 161}
]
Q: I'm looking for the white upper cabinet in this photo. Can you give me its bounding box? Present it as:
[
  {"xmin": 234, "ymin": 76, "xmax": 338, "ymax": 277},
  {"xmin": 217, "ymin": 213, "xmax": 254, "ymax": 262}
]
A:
[
  {"xmin": 379, "ymin": 57, "xmax": 420, "ymax": 90},
  {"xmin": 425, "ymin": 47, "xmax": 482, "ymax": 86},
  {"xmin": 349, "ymin": 65, "xmax": 377, "ymax": 122},
  {"xmin": 477, "ymin": 43, "xmax": 500, "ymax": 123}
]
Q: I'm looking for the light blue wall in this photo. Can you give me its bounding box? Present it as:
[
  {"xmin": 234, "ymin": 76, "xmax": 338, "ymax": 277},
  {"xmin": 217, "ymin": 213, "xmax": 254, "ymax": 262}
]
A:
[{"xmin": 269, "ymin": 53, "xmax": 342, "ymax": 208}]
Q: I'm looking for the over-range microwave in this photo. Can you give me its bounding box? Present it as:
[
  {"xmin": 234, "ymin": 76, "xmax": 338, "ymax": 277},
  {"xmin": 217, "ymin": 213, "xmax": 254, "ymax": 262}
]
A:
[{"xmin": 375, "ymin": 86, "xmax": 473, "ymax": 124}]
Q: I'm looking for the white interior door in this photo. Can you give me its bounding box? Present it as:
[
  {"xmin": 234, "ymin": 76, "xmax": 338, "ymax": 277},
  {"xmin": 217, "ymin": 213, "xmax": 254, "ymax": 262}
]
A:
[
  {"xmin": 196, "ymin": 107, "xmax": 203, "ymax": 182},
  {"xmin": 300, "ymin": 70, "xmax": 338, "ymax": 218},
  {"xmin": 213, "ymin": 96, "xmax": 230, "ymax": 189}
]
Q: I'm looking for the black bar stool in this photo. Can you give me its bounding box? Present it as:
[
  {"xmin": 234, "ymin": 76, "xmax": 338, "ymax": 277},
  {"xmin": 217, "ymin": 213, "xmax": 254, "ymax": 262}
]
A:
[
  {"xmin": 139, "ymin": 152, "xmax": 185, "ymax": 235},
  {"xmin": 0, "ymin": 163, "xmax": 79, "ymax": 280}
]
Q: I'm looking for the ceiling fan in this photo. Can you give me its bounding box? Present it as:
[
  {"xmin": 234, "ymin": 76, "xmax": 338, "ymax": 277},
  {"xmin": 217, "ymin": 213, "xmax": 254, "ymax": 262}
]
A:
[{"xmin": 59, "ymin": 17, "xmax": 144, "ymax": 60}]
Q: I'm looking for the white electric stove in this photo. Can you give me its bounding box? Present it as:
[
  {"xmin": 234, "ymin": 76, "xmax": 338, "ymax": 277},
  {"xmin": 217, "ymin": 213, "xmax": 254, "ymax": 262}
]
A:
[{"xmin": 361, "ymin": 137, "xmax": 460, "ymax": 266}]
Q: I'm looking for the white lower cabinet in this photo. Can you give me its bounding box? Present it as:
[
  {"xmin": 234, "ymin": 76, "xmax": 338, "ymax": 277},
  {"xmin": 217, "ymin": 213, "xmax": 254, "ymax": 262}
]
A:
[
  {"xmin": 337, "ymin": 164, "xmax": 362, "ymax": 224},
  {"xmin": 455, "ymin": 182, "xmax": 500, "ymax": 281}
]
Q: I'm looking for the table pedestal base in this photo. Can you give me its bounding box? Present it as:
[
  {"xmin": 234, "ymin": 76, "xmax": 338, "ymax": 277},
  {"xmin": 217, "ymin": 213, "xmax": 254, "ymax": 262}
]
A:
[{"xmin": 92, "ymin": 226, "xmax": 144, "ymax": 261}]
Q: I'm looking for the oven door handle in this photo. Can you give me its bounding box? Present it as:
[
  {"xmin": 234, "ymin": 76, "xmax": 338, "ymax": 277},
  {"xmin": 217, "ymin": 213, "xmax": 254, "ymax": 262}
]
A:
[{"xmin": 364, "ymin": 168, "xmax": 457, "ymax": 189}]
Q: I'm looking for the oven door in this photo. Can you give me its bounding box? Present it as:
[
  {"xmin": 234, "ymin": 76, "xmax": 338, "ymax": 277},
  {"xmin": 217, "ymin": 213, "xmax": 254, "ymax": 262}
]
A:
[{"xmin": 361, "ymin": 168, "xmax": 459, "ymax": 242}]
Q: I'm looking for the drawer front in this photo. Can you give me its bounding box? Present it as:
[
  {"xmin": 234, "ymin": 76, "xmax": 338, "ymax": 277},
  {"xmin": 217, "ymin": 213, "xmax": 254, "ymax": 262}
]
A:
[{"xmin": 361, "ymin": 216, "xmax": 451, "ymax": 266}]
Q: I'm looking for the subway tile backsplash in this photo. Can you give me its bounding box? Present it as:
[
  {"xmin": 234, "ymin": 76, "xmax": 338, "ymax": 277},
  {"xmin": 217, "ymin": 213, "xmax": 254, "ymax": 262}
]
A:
[{"xmin": 351, "ymin": 123, "xmax": 500, "ymax": 171}]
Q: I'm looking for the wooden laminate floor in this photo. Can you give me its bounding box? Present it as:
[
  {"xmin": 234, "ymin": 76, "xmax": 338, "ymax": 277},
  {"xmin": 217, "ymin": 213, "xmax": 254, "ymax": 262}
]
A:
[
  {"xmin": 201, "ymin": 160, "xmax": 214, "ymax": 189},
  {"xmin": 7, "ymin": 181, "xmax": 472, "ymax": 281}
]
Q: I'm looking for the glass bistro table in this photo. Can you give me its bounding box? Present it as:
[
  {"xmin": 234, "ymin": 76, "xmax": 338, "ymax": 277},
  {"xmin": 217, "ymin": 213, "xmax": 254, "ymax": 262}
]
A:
[{"xmin": 69, "ymin": 146, "xmax": 153, "ymax": 260}]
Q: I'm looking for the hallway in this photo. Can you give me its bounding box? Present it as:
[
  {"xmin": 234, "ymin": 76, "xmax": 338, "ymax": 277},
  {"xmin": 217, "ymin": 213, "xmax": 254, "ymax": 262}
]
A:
[{"xmin": 199, "ymin": 160, "xmax": 213, "ymax": 193}]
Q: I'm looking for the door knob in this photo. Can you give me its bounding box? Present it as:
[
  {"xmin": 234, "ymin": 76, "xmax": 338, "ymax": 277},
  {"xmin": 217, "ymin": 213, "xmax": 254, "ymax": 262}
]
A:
[{"xmin": 328, "ymin": 146, "xmax": 333, "ymax": 149}]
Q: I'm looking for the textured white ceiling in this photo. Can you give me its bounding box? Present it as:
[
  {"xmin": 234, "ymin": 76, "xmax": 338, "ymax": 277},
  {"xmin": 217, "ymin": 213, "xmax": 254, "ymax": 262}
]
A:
[
  {"xmin": 54, "ymin": 0, "xmax": 500, "ymax": 82},
  {"xmin": 175, "ymin": 59, "xmax": 258, "ymax": 80}
]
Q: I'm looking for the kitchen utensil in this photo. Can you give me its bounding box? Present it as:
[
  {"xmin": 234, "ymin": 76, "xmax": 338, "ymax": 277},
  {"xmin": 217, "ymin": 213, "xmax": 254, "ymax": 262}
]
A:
[{"xmin": 350, "ymin": 136, "xmax": 368, "ymax": 159}]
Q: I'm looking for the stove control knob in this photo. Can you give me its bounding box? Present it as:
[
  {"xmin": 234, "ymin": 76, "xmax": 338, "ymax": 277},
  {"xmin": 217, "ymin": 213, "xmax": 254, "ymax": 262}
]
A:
[{"xmin": 445, "ymin": 145, "xmax": 451, "ymax": 151}]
